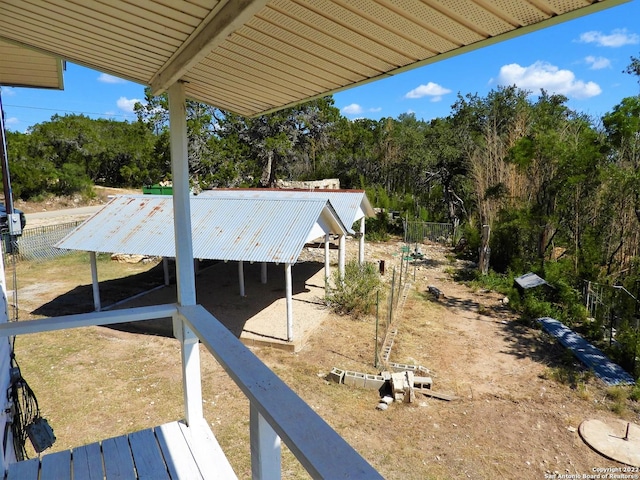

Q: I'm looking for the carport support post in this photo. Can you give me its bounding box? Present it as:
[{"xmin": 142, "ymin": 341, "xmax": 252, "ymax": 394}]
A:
[
  {"xmin": 324, "ymin": 233, "xmax": 330, "ymax": 287},
  {"xmin": 261, "ymin": 262, "xmax": 267, "ymax": 284},
  {"xmin": 90, "ymin": 251, "xmax": 101, "ymax": 312},
  {"xmin": 286, "ymin": 263, "xmax": 293, "ymax": 341},
  {"xmin": 359, "ymin": 217, "xmax": 365, "ymax": 264},
  {"xmin": 239, "ymin": 260, "xmax": 245, "ymax": 296},
  {"xmin": 168, "ymin": 81, "xmax": 203, "ymax": 426},
  {"xmin": 339, "ymin": 234, "xmax": 346, "ymax": 281},
  {"xmin": 163, "ymin": 257, "xmax": 170, "ymax": 286}
]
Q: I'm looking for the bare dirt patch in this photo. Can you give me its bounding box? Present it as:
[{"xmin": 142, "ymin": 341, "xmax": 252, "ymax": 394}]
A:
[
  {"xmin": 13, "ymin": 186, "xmax": 140, "ymax": 215},
  {"xmin": 8, "ymin": 235, "xmax": 640, "ymax": 479}
]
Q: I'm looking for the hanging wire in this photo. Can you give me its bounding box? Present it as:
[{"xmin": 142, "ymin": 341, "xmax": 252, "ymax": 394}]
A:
[{"xmin": 7, "ymin": 354, "xmax": 41, "ymax": 461}]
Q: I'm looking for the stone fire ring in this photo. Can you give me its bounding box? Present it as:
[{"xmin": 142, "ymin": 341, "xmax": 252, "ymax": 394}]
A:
[{"xmin": 579, "ymin": 419, "xmax": 640, "ymax": 467}]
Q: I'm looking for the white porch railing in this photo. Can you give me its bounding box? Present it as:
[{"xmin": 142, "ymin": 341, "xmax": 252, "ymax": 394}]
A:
[{"xmin": 0, "ymin": 304, "xmax": 382, "ymax": 479}]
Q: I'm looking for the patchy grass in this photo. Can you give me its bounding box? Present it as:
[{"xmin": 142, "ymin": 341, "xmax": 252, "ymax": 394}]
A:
[{"xmin": 8, "ymin": 240, "xmax": 638, "ymax": 479}]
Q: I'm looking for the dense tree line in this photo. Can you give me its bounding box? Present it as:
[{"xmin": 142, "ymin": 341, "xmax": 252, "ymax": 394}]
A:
[{"xmin": 4, "ymin": 60, "xmax": 640, "ymax": 373}]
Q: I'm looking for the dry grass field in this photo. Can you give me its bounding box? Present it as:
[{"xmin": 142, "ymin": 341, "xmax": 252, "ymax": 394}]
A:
[{"xmin": 5, "ymin": 233, "xmax": 640, "ymax": 479}]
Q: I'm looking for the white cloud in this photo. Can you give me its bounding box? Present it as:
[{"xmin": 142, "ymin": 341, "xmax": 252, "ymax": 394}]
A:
[
  {"xmin": 342, "ymin": 103, "xmax": 364, "ymax": 115},
  {"xmin": 369, "ymin": 107, "xmax": 382, "ymax": 113},
  {"xmin": 405, "ymin": 82, "xmax": 451, "ymax": 102},
  {"xmin": 5, "ymin": 117, "xmax": 19, "ymax": 126},
  {"xmin": 497, "ymin": 61, "xmax": 601, "ymax": 99},
  {"xmin": 0, "ymin": 87, "xmax": 16, "ymax": 96},
  {"xmin": 585, "ymin": 55, "xmax": 611, "ymax": 70},
  {"xmin": 117, "ymin": 96, "xmax": 143, "ymax": 113},
  {"xmin": 98, "ymin": 73, "xmax": 126, "ymax": 84},
  {"xmin": 578, "ymin": 28, "xmax": 639, "ymax": 47}
]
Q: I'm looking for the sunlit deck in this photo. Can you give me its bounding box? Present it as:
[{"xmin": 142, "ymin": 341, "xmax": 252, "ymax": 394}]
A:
[
  {"xmin": 5, "ymin": 420, "xmax": 234, "ymax": 480},
  {"xmin": 0, "ymin": 304, "xmax": 382, "ymax": 479}
]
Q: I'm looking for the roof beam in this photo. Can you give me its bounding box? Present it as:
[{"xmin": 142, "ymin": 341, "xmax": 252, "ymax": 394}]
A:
[{"xmin": 150, "ymin": 0, "xmax": 269, "ymax": 95}]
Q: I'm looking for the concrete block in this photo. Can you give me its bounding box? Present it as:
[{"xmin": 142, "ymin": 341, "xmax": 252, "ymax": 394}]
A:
[
  {"xmin": 391, "ymin": 372, "xmax": 407, "ymax": 394},
  {"xmin": 414, "ymin": 376, "xmax": 433, "ymax": 390},
  {"xmin": 389, "ymin": 362, "xmax": 416, "ymax": 372},
  {"xmin": 364, "ymin": 374, "xmax": 385, "ymax": 390},
  {"xmin": 344, "ymin": 371, "xmax": 366, "ymax": 388},
  {"xmin": 328, "ymin": 367, "xmax": 345, "ymax": 384}
]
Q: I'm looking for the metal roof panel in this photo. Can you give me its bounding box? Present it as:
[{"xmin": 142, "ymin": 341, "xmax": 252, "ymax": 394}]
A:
[
  {"xmin": 198, "ymin": 189, "xmax": 374, "ymax": 233},
  {"xmin": 57, "ymin": 195, "xmax": 346, "ymax": 264}
]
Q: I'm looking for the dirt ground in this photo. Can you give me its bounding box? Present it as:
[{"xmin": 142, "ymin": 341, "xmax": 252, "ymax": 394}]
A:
[{"xmin": 7, "ymin": 203, "xmax": 640, "ymax": 479}]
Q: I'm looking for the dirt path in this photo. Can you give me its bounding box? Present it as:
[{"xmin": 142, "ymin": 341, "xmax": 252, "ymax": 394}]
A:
[{"xmin": 328, "ymin": 241, "xmax": 636, "ymax": 479}]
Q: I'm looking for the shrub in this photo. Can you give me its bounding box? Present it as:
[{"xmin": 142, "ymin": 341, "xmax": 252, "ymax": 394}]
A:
[
  {"xmin": 326, "ymin": 261, "xmax": 383, "ymax": 319},
  {"xmin": 630, "ymin": 382, "xmax": 640, "ymax": 402}
]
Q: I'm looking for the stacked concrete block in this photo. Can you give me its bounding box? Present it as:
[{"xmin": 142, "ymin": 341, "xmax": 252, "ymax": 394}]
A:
[
  {"xmin": 388, "ymin": 362, "xmax": 430, "ymax": 375},
  {"xmin": 364, "ymin": 374, "xmax": 385, "ymax": 391},
  {"xmin": 343, "ymin": 371, "xmax": 366, "ymax": 388},
  {"xmin": 381, "ymin": 328, "xmax": 397, "ymax": 363},
  {"xmin": 328, "ymin": 367, "xmax": 345, "ymax": 384},
  {"xmin": 391, "ymin": 371, "xmax": 412, "ymax": 402},
  {"xmin": 413, "ymin": 376, "xmax": 432, "ymax": 391}
]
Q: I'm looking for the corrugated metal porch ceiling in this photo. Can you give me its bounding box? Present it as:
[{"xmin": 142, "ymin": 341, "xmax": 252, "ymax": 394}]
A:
[{"xmin": 0, "ymin": 0, "xmax": 626, "ymax": 117}]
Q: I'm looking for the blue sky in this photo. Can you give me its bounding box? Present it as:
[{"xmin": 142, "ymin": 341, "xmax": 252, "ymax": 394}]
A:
[{"xmin": 2, "ymin": 0, "xmax": 640, "ymax": 132}]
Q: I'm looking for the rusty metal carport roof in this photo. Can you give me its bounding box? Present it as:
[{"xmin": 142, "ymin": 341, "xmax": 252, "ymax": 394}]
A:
[
  {"xmin": 56, "ymin": 194, "xmax": 347, "ymax": 264},
  {"xmin": 0, "ymin": 0, "xmax": 626, "ymax": 117},
  {"xmin": 199, "ymin": 189, "xmax": 374, "ymax": 233}
]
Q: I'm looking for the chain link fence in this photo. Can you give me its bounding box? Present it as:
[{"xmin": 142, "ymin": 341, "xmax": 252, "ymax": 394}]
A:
[
  {"xmin": 374, "ymin": 249, "xmax": 415, "ymax": 367},
  {"xmin": 403, "ymin": 220, "xmax": 456, "ymax": 247},
  {"xmin": 2, "ymin": 222, "xmax": 82, "ymax": 262}
]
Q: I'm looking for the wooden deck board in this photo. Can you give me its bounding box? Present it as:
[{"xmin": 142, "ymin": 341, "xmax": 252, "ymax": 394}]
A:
[
  {"xmin": 155, "ymin": 422, "xmax": 204, "ymax": 479},
  {"xmin": 3, "ymin": 421, "xmax": 237, "ymax": 480},
  {"xmin": 103, "ymin": 435, "xmax": 136, "ymax": 480},
  {"xmin": 177, "ymin": 421, "xmax": 237, "ymax": 480},
  {"xmin": 72, "ymin": 442, "xmax": 104, "ymax": 480},
  {"xmin": 128, "ymin": 429, "xmax": 170, "ymax": 480},
  {"xmin": 6, "ymin": 457, "xmax": 39, "ymax": 480},
  {"xmin": 40, "ymin": 450, "xmax": 71, "ymax": 480}
]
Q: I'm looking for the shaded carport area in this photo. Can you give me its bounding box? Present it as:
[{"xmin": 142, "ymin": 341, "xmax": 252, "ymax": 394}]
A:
[{"xmin": 56, "ymin": 194, "xmax": 348, "ymax": 350}]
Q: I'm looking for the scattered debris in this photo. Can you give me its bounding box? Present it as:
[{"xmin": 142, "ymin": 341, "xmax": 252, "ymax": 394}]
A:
[
  {"xmin": 330, "ymin": 365, "xmax": 454, "ymax": 406},
  {"xmin": 388, "ymin": 362, "xmax": 430, "ymax": 376},
  {"xmin": 111, "ymin": 253, "xmax": 149, "ymax": 264},
  {"xmin": 419, "ymin": 390, "xmax": 458, "ymax": 402},
  {"xmin": 428, "ymin": 285, "xmax": 444, "ymax": 300}
]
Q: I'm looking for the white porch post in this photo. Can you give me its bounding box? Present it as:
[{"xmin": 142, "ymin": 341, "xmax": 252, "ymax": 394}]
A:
[
  {"xmin": 359, "ymin": 217, "xmax": 365, "ymax": 264},
  {"xmin": 250, "ymin": 404, "xmax": 281, "ymax": 479},
  {"xmin": 324, "ymin": 233, "xmax": 330, "ymax": 287},
  {"xmin": 168, "ymin": 81, "xmax": 203, "ymax": 426},
  {"xmin": 90, "ymin": 252, "xmax": 101, "ymax": 312},
  {"xmin": 285, "ymin": 263, "xmax": 293, "ymax": 341},
  {"xmin": 238, "ymin": 260, "xmax": 245, "ymax": 297},
  {"xmin": 338, "ymin": 234, "xmax": 346, "ymax": 281},
  {"xmin": 261, "ymin": 262, "xmax": 267, "ymax": 284}
]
